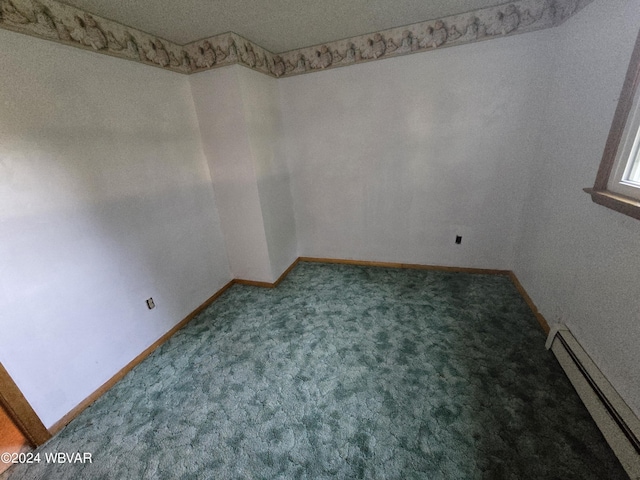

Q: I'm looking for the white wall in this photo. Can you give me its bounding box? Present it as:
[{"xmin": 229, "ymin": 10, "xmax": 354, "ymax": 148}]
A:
[
  {"xmin": 515, "ymin": 0, "xmax": 640, "ymax": 416},
  {"xmin": 190, "ymin": 67, "xmax": 274, "ymax": 282},
  {"xmin": 0, "ymin": 29, "xmax": 231, "ymax": 428},
  {"xmin": 279, "ymin": 33, "xmax": 552, "ymax": 269},
  {"xmin": 191, "ymin": 66, "xmax": 297, "ymax": 282},
  {"xmin": 3, "ymin": 0, "xmax": 638, "ymax": 431},
  {"xmin": 237, "ymin": 67, "xmax": 297, "ymax": 279}
]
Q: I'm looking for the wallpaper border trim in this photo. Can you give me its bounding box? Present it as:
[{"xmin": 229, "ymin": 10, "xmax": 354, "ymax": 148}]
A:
[{"xmin": 0, "ymin": 0, "xmax": 594, "ymax": 77}]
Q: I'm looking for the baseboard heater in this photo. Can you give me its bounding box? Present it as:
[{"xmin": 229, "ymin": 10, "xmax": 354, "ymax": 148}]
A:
[{"xmin": 546, "ymin": 326, "xmax": 640, "ymax": 479}]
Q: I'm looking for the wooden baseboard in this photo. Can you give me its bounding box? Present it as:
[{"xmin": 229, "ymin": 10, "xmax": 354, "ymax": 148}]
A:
[
  {"xmin": 48, "ymin": 280, "xmax": 235, "ymax": 436},
  {"xmin": 234, "ymin": 258, "xmax": 301, "ymax": 289},
  {"xmin": 298, "ymin": 256, "xmax": 510, "ymax": 276},
  {"xmin": 507, "ymin": 272, "xmax": 550, "ymax": 334},
  {"xmin": 300, "ymin": 257, "xmax": 549, "ymax": 335},
  {"xmin": 233, "ymin": 279, "xmax": 276, "ymax": 288},
  {"xmin": 273, "ymin": 258, "xmax": 300, "ymax": 286},
  {"xmin": 42, "ymin": 257, "xmax": 547, "ymax": 439},
  {"xmin": 47, "ymin": 258, "xmax": 302, "ymax": 436},
  {"xmin": 0, "ymin": 364, "xmax": 51, "ymax": 446}
]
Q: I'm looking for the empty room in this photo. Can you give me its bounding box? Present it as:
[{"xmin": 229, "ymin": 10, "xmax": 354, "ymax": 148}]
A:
[{"xmin": 1, "ymin": 0, "xmax": 639, "ymax": 478}]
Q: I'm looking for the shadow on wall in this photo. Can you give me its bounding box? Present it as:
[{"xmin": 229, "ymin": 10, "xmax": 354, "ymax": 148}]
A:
[{"xmin": 0, "ymin": 129, "xmax": 226, "ymax": 427}]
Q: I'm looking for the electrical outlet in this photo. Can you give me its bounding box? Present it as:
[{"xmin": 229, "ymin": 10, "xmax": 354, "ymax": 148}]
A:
[
  {"xmin": 455, "ymin": 235, "xmax": 462, "ymax": 244},
  {"xmin": 146, "ymin": 298, "xmax": 155, "ymax": 309}
]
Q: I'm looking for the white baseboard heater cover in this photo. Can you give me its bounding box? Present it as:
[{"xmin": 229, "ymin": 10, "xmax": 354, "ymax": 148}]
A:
[{"xmin": 547, "ymin": 326, "xmax": 640, "ymax": 479}]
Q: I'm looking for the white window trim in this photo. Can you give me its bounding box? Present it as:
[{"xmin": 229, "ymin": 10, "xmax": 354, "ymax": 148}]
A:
[
  {"xmin": 608, "ymin": 84, "xmax": 640, "ymax": 200},
  {"xmin": 585, "ymin": 26, "xmax": 640, "ymax": 221}
]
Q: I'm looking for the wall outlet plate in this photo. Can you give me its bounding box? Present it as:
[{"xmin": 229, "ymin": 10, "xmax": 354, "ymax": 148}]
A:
[{"xmin": 146, "ymin": 298, "xmax": 155, "ymax": 309}]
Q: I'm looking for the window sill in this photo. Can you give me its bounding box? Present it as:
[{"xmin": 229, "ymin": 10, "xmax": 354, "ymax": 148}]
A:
[{"xmin": 584, "ymin": 188, "xmax": 640, "ymax": 221}]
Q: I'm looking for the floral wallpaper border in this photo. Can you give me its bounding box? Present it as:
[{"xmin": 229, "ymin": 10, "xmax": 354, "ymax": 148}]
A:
[{"xmin": 0, "ymin": 0, "xmax": 593, "ymax": 77}]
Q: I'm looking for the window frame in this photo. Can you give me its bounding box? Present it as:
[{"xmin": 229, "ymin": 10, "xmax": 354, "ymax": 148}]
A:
[{"xmin": 585, "ymin": 27, "xmax": 640, "ymax": 221}]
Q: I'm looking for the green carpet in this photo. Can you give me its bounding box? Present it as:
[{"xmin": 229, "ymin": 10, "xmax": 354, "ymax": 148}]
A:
[{"xmin": 5, "ymin": 262, "xmax": 627, "ymax": 479}]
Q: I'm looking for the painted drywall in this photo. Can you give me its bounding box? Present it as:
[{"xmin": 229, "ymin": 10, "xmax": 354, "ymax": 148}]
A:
[
  {"xmin": 189, "ymin": 67, "xmax": 274, "ymax": 282},
  {"xmin": 190, "ymin": 66, "xmax": 297, "ymax": 282},
  {"xmin": 514, "ymin": 0, "xmax": 640, "ymax": 416},
  {"xmin": 0, "ymin": 29, "xmax": 231, "ymax": 428},
  {"xmin": 279, "ymin": 32, "xmax": 552, "ymax": 269},
  {"xmin": 236, "ymin": 67, "xmax": 298, "ymax": 280}
]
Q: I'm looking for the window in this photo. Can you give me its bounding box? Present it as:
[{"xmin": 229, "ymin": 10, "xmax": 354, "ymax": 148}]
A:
[
  {"xmin": 585, "ymin": 27, "xmax": 640, "ymax": 220},
  {"xmin": 608, "ymin": 79, "xmax": 640, "ymax": 197}
]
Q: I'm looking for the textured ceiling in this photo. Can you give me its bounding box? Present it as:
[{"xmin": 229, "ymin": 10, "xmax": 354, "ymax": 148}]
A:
[{"xmin": 59, "ymin": 0, "xmax": 509, "ymax": 52}]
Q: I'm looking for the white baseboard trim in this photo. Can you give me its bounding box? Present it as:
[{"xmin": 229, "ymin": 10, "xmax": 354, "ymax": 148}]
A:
[{"xmin": 547, "ymin": 326, "xmax": 640, "ymax": 479}]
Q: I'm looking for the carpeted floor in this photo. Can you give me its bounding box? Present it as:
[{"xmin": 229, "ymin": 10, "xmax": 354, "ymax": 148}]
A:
[{"xmin": 4, "ymin": 262, "xmax": 628, "ymax": 479}]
